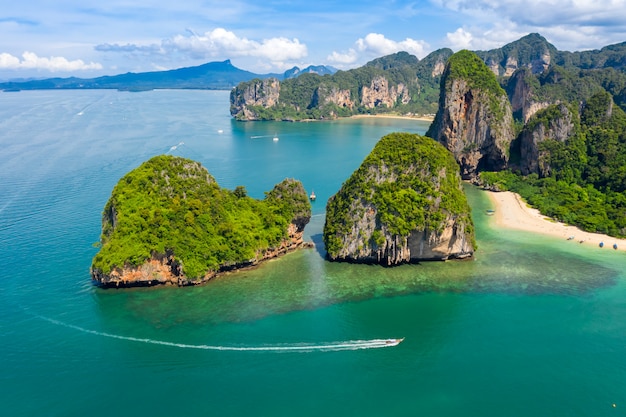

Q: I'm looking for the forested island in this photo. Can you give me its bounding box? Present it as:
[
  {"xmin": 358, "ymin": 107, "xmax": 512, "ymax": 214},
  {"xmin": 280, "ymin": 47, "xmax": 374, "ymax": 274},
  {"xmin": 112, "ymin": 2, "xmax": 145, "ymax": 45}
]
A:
[
  {"xmin": 91, "ymin": 155, "xmax": 312, "ymax": 287},
  {"xmin": 323, "ymin": 133, "xmax": 475, "ymax": 264}
]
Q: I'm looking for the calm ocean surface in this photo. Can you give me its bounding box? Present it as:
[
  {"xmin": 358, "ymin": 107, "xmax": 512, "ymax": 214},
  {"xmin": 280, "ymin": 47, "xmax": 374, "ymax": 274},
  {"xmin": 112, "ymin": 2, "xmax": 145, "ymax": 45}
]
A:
[{"xmin": 1, "ymin": 89, "xmax": 625, "ymax": 416}]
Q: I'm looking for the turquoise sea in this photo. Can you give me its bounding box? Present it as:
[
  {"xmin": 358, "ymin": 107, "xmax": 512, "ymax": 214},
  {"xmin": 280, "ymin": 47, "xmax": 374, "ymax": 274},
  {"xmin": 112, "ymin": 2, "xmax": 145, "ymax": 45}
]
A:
[{"xmin": 1, "ymin": 89, "xmax": 625, "ymax": 416}]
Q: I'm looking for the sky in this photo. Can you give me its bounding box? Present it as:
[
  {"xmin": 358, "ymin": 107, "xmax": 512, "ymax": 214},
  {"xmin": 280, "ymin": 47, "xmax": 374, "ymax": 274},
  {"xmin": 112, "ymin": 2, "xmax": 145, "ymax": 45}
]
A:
[{"xmin": 2, "ymin": 0, "xmax": 626, "ymax": 80}]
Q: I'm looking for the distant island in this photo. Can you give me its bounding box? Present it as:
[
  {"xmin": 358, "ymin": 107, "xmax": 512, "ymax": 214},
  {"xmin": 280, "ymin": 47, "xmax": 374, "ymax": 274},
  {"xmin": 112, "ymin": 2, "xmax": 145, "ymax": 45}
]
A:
[
  {"xmin": 91, "ymin": 155, "xmax": 312, "ymax": 287},
  {"xmin": 0, "ymin": 60, "xmax": 336, "ymax": 92}
]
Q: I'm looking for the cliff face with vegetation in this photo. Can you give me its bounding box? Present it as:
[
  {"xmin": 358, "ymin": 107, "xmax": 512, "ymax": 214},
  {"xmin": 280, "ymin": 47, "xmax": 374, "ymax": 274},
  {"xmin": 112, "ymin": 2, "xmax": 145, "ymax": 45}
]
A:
[
  {"xmin": 480, "ymin": 90, "xmax": 626, "ymax": 237},
  {"xmin": 426, "ymin": 50, "xmax": 515, "ymax": 179},
  {"xmin": 91, "ymin": 155, "xmax": 311, "ymax": 287},
  {"xmin": 323, "ymin": 133, "xmax": 475, "ymax": 264},
  {"xmin": 230, "ymin": 51, "xmax": 444, "ymax": 120},
  {"xmin": 517, "ymin": 102, "xmax": 580, "ymax": 176},
  {"xmin": 229, "ymin": 33, "xmax": 626, "ymax": 122}
]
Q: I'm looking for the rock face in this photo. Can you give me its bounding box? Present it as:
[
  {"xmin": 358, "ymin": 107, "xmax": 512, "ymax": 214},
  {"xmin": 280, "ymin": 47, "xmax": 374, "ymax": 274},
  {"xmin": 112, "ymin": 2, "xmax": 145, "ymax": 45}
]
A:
[
  {"xmin": 507, "ymin": 68, "xmax": 552, "ymax": 123},
  {"xmin": 91, "ymin": 155, "xmax": 311, "ymax": 288},
  {"xmin": 230, "ymin": 75, "xmax": 414, "ymax": 120},
  {"xmin": 360, "ymin": 76, "xmax": 410, "ymax": 108},
  {"xmin": 311, "ymin": 84, "xmax": 355, "ymax": 110},
  {"xmin": 519, "ymin": 103, "xmax": 578, "ymax": 176},
  {"xmin": 230, "ymin": 78, "xmax": 280, "ymax": 120},
  {"xmin": 426, "ymin": 50, "xmax": 515, "ymax": 179},
  {"xmin": 91, "ymin": 223, "xmax": 310, "ymax": 288},
  {"xmin": 323, "ymin": 133, "xmax": 475, "ymax": 264},
  {"xmin": 476, "ymin": 33, "xmax": 556, "ymax": 77}
]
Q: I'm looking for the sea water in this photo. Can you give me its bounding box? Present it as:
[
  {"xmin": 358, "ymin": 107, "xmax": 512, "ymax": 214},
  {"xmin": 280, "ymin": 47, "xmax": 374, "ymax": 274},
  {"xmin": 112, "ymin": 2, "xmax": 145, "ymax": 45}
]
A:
[{"xmin": 1, "ymin": 90, "xmax": 625, "ymax": 416}]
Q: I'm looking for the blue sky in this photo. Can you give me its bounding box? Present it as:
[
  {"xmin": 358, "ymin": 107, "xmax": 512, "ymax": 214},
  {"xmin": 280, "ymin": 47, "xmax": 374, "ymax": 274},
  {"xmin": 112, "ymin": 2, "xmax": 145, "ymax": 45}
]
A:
[{"xmin": 2, "ymin": 0, "xmax": 626, "ymax": 80}]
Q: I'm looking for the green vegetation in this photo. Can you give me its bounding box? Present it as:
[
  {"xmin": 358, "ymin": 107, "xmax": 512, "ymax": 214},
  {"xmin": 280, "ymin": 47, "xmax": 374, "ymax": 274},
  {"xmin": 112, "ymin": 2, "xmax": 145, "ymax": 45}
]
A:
[
  {"xmin": 444, "ymin": 50, "xmax": 509, "ymax": 122},
  {"xmin": 231, "ymin": 52, "xmax": 443, "ymax": 120},
  {"xmin": 480, "ymin": 92, "xmax": 626, "ymax": 237},
  {"xmin": 91, "ymin": 155, "xmax": 310, "ymax": 279},
  {"xmin": 323, "ymin": 133, "xmax": 475, "ymax": 257}
]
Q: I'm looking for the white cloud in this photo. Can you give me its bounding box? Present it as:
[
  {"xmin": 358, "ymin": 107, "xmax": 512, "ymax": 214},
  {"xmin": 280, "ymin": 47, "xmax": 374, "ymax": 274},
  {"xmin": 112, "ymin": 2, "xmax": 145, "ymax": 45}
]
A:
[
  {"xmin": 161, "ymin": 28, "xmax": 307, "ymax": 62},
  {"xmin": 435, "ymin": 0, "xmax": 626, "ymax": 28},
  {"xmin": 446, "ymin": 28, "xmax": 474, "ymax": 50},
  {"xmin": 327, "ymin": 33, "xmax": 429, "ymax": 68},
  {"xmin": 0, "ymin": 51, "xmax": 102, "ymax": 71},
  {"xmin": 356, "ymin": 33, "xmax": 429, "ymax": 58},
  {"xmin": 326, "ymin": 49, "xmax": 359, "ymax": 65}
]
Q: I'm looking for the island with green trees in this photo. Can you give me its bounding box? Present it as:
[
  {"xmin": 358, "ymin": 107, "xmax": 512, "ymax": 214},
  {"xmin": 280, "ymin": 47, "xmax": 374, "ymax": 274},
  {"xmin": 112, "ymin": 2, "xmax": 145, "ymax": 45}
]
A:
[
  {"xmin": 91, "ymin": 155, "xmax": 312, "ymax": 287},
  {"xmin": 323, "ymin": 132, "xmax": 475, "ymax": 264}
]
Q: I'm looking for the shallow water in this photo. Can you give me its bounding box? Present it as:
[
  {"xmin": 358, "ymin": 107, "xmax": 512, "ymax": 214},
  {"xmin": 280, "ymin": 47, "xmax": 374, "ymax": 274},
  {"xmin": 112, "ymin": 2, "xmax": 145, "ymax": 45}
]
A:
[{"xmin": 1, "ymin": 90, "xmax": 624, "ymax": 416}]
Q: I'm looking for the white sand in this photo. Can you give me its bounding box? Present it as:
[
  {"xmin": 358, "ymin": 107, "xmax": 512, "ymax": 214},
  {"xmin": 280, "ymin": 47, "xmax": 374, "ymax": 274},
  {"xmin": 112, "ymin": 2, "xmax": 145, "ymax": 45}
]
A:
[
  {"xmin": 485, "ymin": 190, "xmax": 626, "ymax": 251},
  {"xmin": 350, "ymin": 114, "xmax": 434, "ymax": 122}
]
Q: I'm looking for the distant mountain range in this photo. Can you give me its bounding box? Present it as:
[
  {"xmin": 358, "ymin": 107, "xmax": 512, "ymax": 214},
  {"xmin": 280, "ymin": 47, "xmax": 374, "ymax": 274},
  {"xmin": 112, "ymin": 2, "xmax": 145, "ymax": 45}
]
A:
[{"xmin": 0, "ymin": 60, "xmax": 337, "ymax": 92}]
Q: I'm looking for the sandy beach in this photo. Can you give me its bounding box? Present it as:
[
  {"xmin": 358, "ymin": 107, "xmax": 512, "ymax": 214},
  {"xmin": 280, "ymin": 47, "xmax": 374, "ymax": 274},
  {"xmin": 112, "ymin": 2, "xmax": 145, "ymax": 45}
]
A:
[
  {"xmin": 350, "ymin": 114, "xmax": 435, "ymax": 122},
  {"xmin": 485, "ymin": 190, "xmax": 626, "ymax": 252}
]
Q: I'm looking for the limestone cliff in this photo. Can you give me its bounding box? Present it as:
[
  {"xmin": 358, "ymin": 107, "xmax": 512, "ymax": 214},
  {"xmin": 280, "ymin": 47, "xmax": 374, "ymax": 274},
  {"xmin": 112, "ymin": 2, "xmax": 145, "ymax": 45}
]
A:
[
  {"xmin": 230, "ymin": 72, "xmax": 416, "ymax": 121},
  {"xmin": 507, "ymin": 67, "xmax": 552, "ymax": 123},
  {"xmin": 426, "ymin": 50, "xmax": 515, "ymax": 179},
  {"xmin": 230, "ymin": 77, "xmax": 280, "ymax": 120},
  {"xmin": 518, "ymin": 103, "xmax": 579, "ymax": 176},
  {"xmin": 310, "ymin": 83, "xmax": 355, "ymax": 111},
  {"xmin": 323, "ymin": 133, "xmax": 475, "ymax": 264},
  {"xmin": 360, "ymin": 76, "xmax": 411, "ymax": 108},
  {"xmin": 476, "ymin": 33, "xmax": 556, "ymax": 77},
  {"xmin": 91, "ymin": 155, "xmax": 311, "ymax": 288}
]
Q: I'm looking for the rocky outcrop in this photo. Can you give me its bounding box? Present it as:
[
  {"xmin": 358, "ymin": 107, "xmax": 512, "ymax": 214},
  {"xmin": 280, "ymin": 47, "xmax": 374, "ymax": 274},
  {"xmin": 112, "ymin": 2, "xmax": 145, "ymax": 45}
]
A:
[
  {"xmin": 311, "ymin": 84, "xmax": 354, "ymax": 110},
  {"xmin": 91, "ymin": 222, "xmax": 312, "ymax": 288},
  {"xmin": 507, "ymin": 68, "xmax": 552, "ymax": 122},
  {"xmin": 426, "ymin": 50, "xmax": 515, "ymax": 179},
  {"xmin": 230, "ymin": 78, "xmax": 280, "ymax": 120},
  {"xmin": 477, "ymin": 33, "xmax": 556, "ymax": 77},
  {"xmin": 360, "ymin": 76, "xmax": 410, "ymax": 108},
  {"xmin": 323, "ymin": 133, "xmax": 475, "ymax": 265},
  {"xmin": 519, "ymin": 103, "xmax": 578, "ymax": 176}
]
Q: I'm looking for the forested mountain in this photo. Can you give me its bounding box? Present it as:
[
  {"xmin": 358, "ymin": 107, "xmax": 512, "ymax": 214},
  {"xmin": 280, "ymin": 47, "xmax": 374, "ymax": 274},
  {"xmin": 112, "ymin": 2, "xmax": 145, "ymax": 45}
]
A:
[
  {"xmin": 418, "ymin": 47, "xmax": 626, "ymax": 238},
  {"xmin": 230, "ymin": 33, "xmax": 626, "ymax": 121}
]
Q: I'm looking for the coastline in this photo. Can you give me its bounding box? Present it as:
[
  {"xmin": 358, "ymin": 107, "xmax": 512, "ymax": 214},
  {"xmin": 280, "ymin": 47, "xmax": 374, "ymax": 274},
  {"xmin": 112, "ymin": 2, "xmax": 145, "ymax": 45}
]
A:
[
  {"xmin": 350, "ymin": 114, "xmax": 435, "ymax": 122},
  {"xmin": 485, "ymin": 190, "xmax": 626, "ymax": 251}
]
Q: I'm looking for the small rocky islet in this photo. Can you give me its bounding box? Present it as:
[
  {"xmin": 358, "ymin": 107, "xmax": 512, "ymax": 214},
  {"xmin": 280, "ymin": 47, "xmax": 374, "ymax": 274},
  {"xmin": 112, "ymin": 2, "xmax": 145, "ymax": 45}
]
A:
[{"xmin": 323, "ymin": 132, "xmax": 475, "ymax": 264}]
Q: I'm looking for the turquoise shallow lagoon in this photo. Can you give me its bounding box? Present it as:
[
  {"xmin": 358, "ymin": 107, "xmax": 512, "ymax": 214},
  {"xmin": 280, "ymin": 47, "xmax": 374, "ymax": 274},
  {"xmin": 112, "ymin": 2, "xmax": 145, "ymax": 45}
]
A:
[{"xmin": 1, "ymin": 90, "xmax": 625, "ymax": 416}]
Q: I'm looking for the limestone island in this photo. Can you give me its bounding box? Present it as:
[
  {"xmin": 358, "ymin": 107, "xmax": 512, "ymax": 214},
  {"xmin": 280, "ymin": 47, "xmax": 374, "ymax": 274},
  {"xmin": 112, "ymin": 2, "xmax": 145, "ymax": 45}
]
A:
[
  {"xmin": 323, "ymin": 132, "xmax": 475, "ymax": 264},
  {"xmin": 91, "ymin": 155, "xmax": 312, "ymax": 287}
]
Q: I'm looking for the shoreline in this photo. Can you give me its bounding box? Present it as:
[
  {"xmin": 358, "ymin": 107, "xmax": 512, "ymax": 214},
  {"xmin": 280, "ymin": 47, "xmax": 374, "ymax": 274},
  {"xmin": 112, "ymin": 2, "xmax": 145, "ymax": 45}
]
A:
[
  {"xmin": 350, "ymin": 114, "xmax": 435, "ymax": 122},
  {"xmin": 485, "ymin": 190, "xmax": 626, "ymax": 251}
]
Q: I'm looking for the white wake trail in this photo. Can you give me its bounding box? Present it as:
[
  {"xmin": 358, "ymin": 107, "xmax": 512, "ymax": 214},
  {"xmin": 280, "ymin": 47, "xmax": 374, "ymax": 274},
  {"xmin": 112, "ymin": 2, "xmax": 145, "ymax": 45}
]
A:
[{"xmin": 36, "ymin": 315, "xmax": 402, "ymax": 352}]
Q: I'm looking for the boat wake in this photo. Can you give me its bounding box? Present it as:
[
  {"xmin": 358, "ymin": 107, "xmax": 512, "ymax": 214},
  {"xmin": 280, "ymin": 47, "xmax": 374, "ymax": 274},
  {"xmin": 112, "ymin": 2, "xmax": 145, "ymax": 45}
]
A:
[{"xmin": 36, "ymin": 315, "xmax": 403, "ymax": 352}]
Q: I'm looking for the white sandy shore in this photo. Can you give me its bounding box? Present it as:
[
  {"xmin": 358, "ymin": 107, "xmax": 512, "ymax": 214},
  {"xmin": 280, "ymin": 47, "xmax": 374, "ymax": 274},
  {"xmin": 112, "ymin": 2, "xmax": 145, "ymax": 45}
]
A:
[
  {"xmin": 350, "ymin": 114, "xmax": 434, "ymax": 122},
  {"xmin": 485, "ymin": 190, "xmax": 626, "ymax": 252}
]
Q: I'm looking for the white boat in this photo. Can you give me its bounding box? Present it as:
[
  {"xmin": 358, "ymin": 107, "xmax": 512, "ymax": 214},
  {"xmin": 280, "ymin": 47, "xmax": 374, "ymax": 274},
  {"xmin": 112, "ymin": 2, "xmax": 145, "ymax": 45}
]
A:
[
  {"xmin": 385, "ymin": 338, "xmax": 404, "ymax": 346},
  {"xmin": 309, "ymin": 190, "xmax": 316, "ymax": 201}
]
